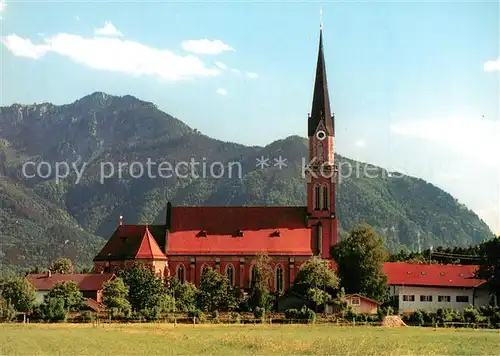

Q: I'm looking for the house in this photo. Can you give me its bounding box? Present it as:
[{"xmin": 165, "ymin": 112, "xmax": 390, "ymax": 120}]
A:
[
  {"xmin": 26, "ymin": 271, "xmax": 115, "ymax": 305},
  {"xmin": 384, "ymin": 262, "xmax": 490, "ymax": 314},
  {"xmin": 93, "ymin": 25, "xmax": 339, "ymax": 292},
  {"xmin": 324, "ymin": 294, "xmax": 380, "ymax": 315},
  {"xmin": 346, "ymin": 294, "xmax": 380, "ymax": 315}
]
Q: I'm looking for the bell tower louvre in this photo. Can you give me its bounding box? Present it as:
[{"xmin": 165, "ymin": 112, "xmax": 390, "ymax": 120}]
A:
[{"xmin": 93, "ymin": 23, "xmax": 339, "ymax": 290}]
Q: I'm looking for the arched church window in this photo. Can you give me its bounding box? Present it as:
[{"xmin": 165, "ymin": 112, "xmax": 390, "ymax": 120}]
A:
[
  {"xmin": 250, "ymin": 265, "xmax": 259, "ymax": 285},
  {"xmin": 322, "ymin": 185, "xmax": 329, "ymax": 210},
  {"xmin": 201, "ymin": 264, "xmax": 210, "ymax": 276},
  {"xmin": 226, "ymin": 264, "xmax": 235, "ymax": 285},
  {"xmin": 314, "ymin": 184, "xmax": 321, "ymax": 210},
  {"xmin": 275, "ymin": 265, "xmax": 284, "ymax": 293},
  {"xmin": 176, "ymin": 264, "xmax": 185, "ymax": 284}
]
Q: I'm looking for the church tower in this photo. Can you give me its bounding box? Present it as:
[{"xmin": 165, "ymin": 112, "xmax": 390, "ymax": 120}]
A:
[{"xmin": 306, "ymin": 23, "xmax": 338, "ymax": 258}]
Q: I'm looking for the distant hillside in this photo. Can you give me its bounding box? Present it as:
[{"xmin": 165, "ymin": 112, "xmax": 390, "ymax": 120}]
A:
[{"xmin": 0, "ymin": 92, "xmax": 494, "ymax": 271}]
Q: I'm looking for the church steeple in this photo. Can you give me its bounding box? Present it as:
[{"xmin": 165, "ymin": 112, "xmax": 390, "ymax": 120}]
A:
[
  {"xmin": 308, "ymin": 26, "xmax": 334, "ymax": 137},
  {"xmin": 305, "ymin": 15, "xmax": 339, "ymax": 255}
]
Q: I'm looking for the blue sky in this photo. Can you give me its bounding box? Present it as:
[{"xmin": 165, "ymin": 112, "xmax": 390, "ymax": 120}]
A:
[{"xmin": 1, "ymin": 0, "xmax": 499, "ymax": 234}]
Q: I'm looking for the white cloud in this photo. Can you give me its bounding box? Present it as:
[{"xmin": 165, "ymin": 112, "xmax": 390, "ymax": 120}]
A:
[
  {"xmin": 1, "ymin": 34, "xmax": 50, "ymax": 59},
  {"xmin": 390, "ymin": 117, "xmax": 500, "ymax": 169},
  {"xmin": 216, "ymin": 88, "xmax": 228, "ymax": 96},
  {"xmin": 181, "ymin": 39, "xmax": 234, "ymax": 55},
  {"xmin": 94, "ymin": 21, "xmax": 122, "ymax": 37},
  {"xmin": 215, "ymin": 61, "xmax": 227, "ymax": 70},
  {"xmin": 231, "ymin": 68, "xmax": 241, "ymax": 74},
  {"xmin": 355, "ymin": 139, "xmax": 366, "ymax": 148},
  {"xmin": 484, "ymin": 58, "xmax": 500, "ymax": 72},
  {"xmin": 246, "ymin": 72, "xmax": 258, "ymax": 79},
  {"xmin": 1, "ymin": 33, "xmax": 220, "ymax": 81},
  {"xmin": 0, "ymin": 0, "xmax": 6, "ymax": 13}
]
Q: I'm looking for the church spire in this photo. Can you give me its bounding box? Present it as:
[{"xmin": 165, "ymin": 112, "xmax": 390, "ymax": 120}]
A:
[{"xmin": 308, "ymin": 18, "xmax": 334, "ymax": 136}]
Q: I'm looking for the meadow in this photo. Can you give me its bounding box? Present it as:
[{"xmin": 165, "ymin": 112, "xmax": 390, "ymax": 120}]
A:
[{"xmin": 1, "ymin": 323, "xmax": 499, "ymax": 355}]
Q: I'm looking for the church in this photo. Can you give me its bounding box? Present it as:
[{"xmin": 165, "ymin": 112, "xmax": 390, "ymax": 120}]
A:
[{"xmin": 92, "ymin": 27, "xmax": 338, "ymax": 293}]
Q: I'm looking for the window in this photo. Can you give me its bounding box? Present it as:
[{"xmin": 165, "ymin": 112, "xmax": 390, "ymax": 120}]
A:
[
  {"xmin": 314, "ymin": 184, "xmax": 321, "ymax": 210},
  {"xmin": 176, "ymin": 264, "xmax": 185, "ymax": 284},
  {"xmin": 350, "ymin": 297, "xmax": 360, "ymax": 306},
  {"xmin": 438, "ymin": 295, "xmax": 451, "ymax": 302},
  {"xmin": 420, "ymin": 295, "xmax": 433, "ymax": 302},
  {"xmin": 322, "ymin": 185, "xmax": 328, "ymax": 210},
  {"xmin": 250, "ymin": 265, "xmax": 259, "ymax": 283},
  {"xmin": 403, "ymin": 295, "xmax": 415, "ymax": 302},
  {"xmin": 456, "ymin": 296, "xmax": 469, "ymax": 303},
  {"xmin": 275, "ymin": 265, "xmax": 284, "ymax": 293},
  {"xmin": 226, "ymin": 264, "xmax": 235, "ymax": 285},
  {"xmin": 201, "ymin": 264, "xmax": 210, "ymax": 276}
]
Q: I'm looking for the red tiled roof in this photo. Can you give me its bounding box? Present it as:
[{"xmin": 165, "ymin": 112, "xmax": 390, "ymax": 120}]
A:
[
  {"xmin": 136, "ymin": 226, "xmax": 168, "ymax": 260},
  {"xmin": 383, "ymin": 262, "xmax": 486, "ymax": 288},
  {"xmin": 85, "ymin": 298, "xmax": 105, "ymax": 312},
  {"xmin": 345, "ymin": 294, "xmax": 381, "ymax": 305},
  {"xmin": 94, "ymin": 225, "xmax": 167, "ymax": 261},
  {"xmin": 167, "ymin": 228, "xmax": 313, "ymax": 255},
  {"xmin": 169, "ymin": 206, "xmax": 308, "ymax": 233},
  {"xmin": 26, "ymin": 273, "xmax": 115, "ymax": 291},
  {"xmin": 166, "ymin": 206, "xmax": 312, "ymax": 255}
]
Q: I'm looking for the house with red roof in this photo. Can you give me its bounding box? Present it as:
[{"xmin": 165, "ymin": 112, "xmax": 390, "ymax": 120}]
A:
[
  {"xmin": 27, "ymin": 271, "xmax": 115, "ymax": 308},
  {"xmin": 383, "ymin": 262, "xmax": 490, "ymax": 313},
  {"xmin": 326, "ymin": 294, "xmax": 381, "ymax": 315},
  {"xmin": 93, "ymin": 27, "xmax": 339, "ymax": 292}
]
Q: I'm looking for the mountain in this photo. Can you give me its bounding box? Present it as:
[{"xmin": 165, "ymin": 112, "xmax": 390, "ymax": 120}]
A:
[{"xmin": 0, "ymin": 92, "xmax": 494, "ymax": 272}]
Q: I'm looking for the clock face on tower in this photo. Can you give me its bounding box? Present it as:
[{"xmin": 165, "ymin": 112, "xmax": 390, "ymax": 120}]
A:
[{"xmin": 316, "ymin": 130, "xmax": 327, "ymax": 141}]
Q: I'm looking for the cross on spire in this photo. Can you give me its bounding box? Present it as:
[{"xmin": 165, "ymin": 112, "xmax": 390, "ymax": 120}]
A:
[{"xmin": 320, "ymin": 7, "xmax": 323, "ymax": 30}]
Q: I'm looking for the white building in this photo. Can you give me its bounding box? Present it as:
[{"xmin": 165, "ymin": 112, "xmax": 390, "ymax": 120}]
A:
[{"xmin": 384, "ymin": 262, "xmax": 491, "ymax": 314}]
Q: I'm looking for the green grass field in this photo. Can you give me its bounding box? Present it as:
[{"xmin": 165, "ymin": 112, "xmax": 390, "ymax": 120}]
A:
[{"xmin": 1, "ymin": 323, "xmax": 499, "ymax": 355}]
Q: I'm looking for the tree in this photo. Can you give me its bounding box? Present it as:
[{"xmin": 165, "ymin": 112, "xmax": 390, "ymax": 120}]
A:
[
  {"xmin": 0, "ymin": 295, "xmax": 16, "ymax": 322},
  {"xmin": 197, "ymin": 267, "xmax": 238, "ymax": 312},
  {"xmin": 331, "ymin": 224, "xmax": 389, "ymax": 302},
  {"xmin": 45, "ymin": 281, "xmax": 86, "ymax": 312},
  {"xmin": 120, "ymin": 263, "xmax": 165, "ymax": 311},
  {"xmin": 36, "ymin": 297, "xmax": 67, "ymax": 322},
  {"xmin": 49, "ymin": 258, "xmax": 74, "ymax": 274},
  {"xmin": 102, "ymin": 277, "xmax": 131, "ymax": 315},
  {"xmin": 168, "ymin": 278, "xmax": 198, "ymax": 312},
  {"xmin": 247, "ymin": 254, "xmax": 274, "ymax": 311},
  {"xmin": 291, "ymin": 256, "xmax": 339, "ymax": 311},
  {"xmin": 476, "ymin": 236, "xmax": 500, "ymax": 300},
  {"xmin": 0, "ymin": 277, "xmax": 37, "ymax": 312}
]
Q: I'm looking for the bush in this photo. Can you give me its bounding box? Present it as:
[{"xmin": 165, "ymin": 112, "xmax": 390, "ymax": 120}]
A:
[
  {"xmin": 284, "ymin": 307, "xmax": 315, "ymax": 323},
  {"xmin": 409, "ymin": 310, "xmax": 425, "ymax": 326},
  {"xmin": 139, "ymin": 307, "xmax": 161, "ymax": 321},
  {"xmin": 463, "ymin": 307, "xmax": 482, "ymax": 324},
  {"xmin": 188, "ymin": 309, "xmax": 206, "ymax": 323},
  {"xmin": 77, "ymin": 311, "xmax": 93, "ymax": 323},
  {"xmin": 230, "ymin": 312, "xmax": 241, "ymax": 324},
  {"xmin": 300, "ymin": 306, "xmax": 316, "ymax": 323},
  {"xmin": 0, "ymin": 296, "xmax": 16, "ymax": 322},
  {"xmin": 345, "ymin": 307, "xmax": 356, "ymax": 321},
  {"xmin": 285, "ymin": 309, "xmax": 299, "ymax": 320},
  {"xmin": 211, "ymin": 310, "xmax": 220, "ymax": 323},
  {"xmin": 37, "ymin": 297, "xmax": 67, "ymax": 322},
  {"xmin": 253, "ymin": 306, "xmax": 265, "ymax": 320}
]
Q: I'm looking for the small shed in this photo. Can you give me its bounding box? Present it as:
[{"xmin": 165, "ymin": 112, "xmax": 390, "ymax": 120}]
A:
[{"xmin": 326, "ymin": 294, "xmax": 380, "ymax": 315}]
